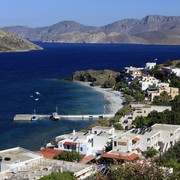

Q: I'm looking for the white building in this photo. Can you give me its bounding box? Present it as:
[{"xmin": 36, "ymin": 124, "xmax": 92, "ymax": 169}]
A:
[
  {"xmin": 139, "ymin": 76, "xmax": 159, "ymax": 91},
  {"xmin": 162, "ymin": 67, "xmax": 180, "ymax": 77},
  {"xmin": 55, "ymin": 126, "xmax": 120, "ymax": 156},
  {"xmin": 125, "ymin": 66, "xmax": 142, "ymax": 77},
  {"xmin": 120, "ymin": 103, "xmax": 171, "ymax": 126},
  {"xmin": 145, "ymin": 62, "xmax": 156, "ymax": 70},
  {"xmin": 0, "ymin": 147, "xmax": 96, "ymax": 180},
  {"xmin": 0, "ymin": 147, "xmax": 43, "ymax": 172},
  {"xmin": 112, "ymin": 124, "xmax": 180, "ymax": 154},
  {"xmin": 156, "ymin": 82, "xmax": 170, "ymax": 88}
]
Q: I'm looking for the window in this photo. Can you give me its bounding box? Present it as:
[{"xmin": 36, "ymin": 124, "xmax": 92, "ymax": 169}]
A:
[
  {"xmin": 80, "ymin": 147, "xmax": 83, "ymax": 152},
  {"xmin": 94, "ymin": 131, "xmax": 97, "ymax": 134},
  {"xmin": 114, "ymin": 141, "xmax": 117, "ymax": 147}
]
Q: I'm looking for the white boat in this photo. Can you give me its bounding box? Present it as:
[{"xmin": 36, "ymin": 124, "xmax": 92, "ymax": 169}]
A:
[
  {"xmin": 50, "ymin": 107, "xmax": 60, "ymax": 121},
  {"xmin": 31, "ymin": 115, "xmax": 38, "ymax": 121},
  {"xmin": 31, "ymin": 109, "xmax": 38, "ymax": 121},
  {"xmin": 35, "ymin": 91, "xmax": 40, "ymax": 95}
]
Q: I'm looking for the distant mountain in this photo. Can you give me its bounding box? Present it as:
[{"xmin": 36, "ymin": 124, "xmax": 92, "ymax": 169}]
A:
[
  {"xmin": 2, "ymin": 15, "xmax": 180, "ymax": 45},
  {"xmin": 0, "ymin": 29, "xmax": 42, "ymax": 52}
]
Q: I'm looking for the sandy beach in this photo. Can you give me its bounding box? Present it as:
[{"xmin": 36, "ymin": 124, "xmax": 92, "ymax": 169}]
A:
[{"xmin": 76, "ymin": 81, "xmax": 124, "ymax": 114}]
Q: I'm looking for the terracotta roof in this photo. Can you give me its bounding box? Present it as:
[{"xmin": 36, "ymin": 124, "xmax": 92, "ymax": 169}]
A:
[
  {"xmin": 101, "ymin": 152, "xmax": 138, "ymax": 161},
  {"xmin": 132, "ymin": 137, "xmax": 140, "ymax": 142},
  {"xmin": 64, "ymin": 142, "xmax": 77, "ymax": 146},
  {"xmin": 80, "ymin": 155, "xmax": 95, "ymax": 164},
  {"xmin": 36, "ymin": 148, "xmax": 63, "ymax": 159}
]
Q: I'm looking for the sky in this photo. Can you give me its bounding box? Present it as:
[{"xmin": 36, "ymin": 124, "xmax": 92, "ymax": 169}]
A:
[{"xmin": 0, "ymin": 0, "xmax": 180, "ymax": 28}]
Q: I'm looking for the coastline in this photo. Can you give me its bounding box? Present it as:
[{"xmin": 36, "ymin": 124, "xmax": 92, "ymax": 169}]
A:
[{"xmin": 75, "ymin": 81, "xmax": 124, "ymax": 114}]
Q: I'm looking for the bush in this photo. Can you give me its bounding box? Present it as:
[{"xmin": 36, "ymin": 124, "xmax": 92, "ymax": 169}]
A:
[
  {"xmin": 114, "ymin": 123, "xmax": 123, "ymax": 130},
  {"xmin": 103, "ymin": 78, "xmax": 116, "ymax": 88},
  {"xmin": 133, "ymin": 91, "xmax": 145, "ymax": 102},
  {"xmin": 93, "ymin": 161, "xmax": 177, "ymax": 180},
  {"xmin": 143, "ymin": 148, "xmax": 158, "ymax": 158},
  {"xmin": 53, "ymin": 151, "xmax": 82, "ymax": 162},
  {"xmin": 153, "ymin": 91, "xmax": 171, "ymax": 105},
  {"xmin": 40, "ymin": 171, "xmax": 75, "ymax": 180},
  {"xmin": 164, "ymin": 60, "xmax": 173, "ymax": 67},
  {"xmin": 176, "ymin": 62, "xmax": 180, "ymax": 68}
]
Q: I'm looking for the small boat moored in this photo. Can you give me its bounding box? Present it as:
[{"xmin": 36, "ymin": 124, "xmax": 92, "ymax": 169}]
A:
[
  {"xmin": 50, "ymin": 112, "xmax": 60, "ymax": 121},
  {"xmin": 50, "ymin": 107, "xmax": 60, "ymax": 121},
  {"xmin": 31, "ymin": 115, "xmax": 38, "ymax": 121}
]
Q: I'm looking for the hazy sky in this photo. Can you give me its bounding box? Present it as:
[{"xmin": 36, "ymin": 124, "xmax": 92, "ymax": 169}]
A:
[{"xmin": 0, "ymin": 0, "xmax": 180, "ymax": 27}]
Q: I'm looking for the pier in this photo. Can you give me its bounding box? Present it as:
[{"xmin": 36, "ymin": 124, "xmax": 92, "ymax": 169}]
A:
[{"xmin": 13, "ymin": 114, "xmax": 114, "ymax": 122}]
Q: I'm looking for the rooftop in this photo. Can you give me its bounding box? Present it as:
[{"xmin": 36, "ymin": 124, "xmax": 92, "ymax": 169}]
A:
[
  {"xmin": 36, "ymin": 148, "xmax": 63, "ymax": 159},
  {"xmin": 152, "ymin": 124, "xmax": 180, "ymax": 132},
  {"xmin": 96, "ymin": 132, "xmax": 112, "ymax": 137},
  {"xmin": 92, "ymin": 126, "xmax": 114, "ymax": 130},
  {"xmin": 0, "ymin": 147, "xmax": 42, "ymax": 166},
  {"xmin": 101, "ymin": 151, "xmax": 138, "ymax": 161}
]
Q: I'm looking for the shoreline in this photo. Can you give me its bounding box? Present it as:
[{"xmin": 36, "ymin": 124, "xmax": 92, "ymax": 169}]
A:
[{"xmin": 75, "ymin": 81, "xmax": 124, "ymax": 115}]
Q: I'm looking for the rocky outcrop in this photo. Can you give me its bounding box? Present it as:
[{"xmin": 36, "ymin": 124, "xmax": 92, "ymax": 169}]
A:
[
  {"xmin": 72, "ymin": 69, "xmax": 119, "ymax": 86},
  {"xmin": 0, "ymin": 29, "xmax": 42, "ymax": 52}
]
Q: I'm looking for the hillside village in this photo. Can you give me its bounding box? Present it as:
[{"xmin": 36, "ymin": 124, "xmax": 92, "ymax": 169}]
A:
[{"xmin": 0, "ymin": 60, "xmax": 180, "ymax": 179}]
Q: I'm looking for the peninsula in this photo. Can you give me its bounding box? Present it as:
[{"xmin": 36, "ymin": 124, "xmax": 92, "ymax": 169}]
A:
[{"xmin": 0, "ymin": 29, "xmax": 42, "ymax": 52}]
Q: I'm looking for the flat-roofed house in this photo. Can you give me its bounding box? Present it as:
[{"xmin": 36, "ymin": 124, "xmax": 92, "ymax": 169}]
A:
[
  {"xmin": 139, "ymin": 75, "xmax": 159, "ymax": 91},
  {"xmin": 56, "ymin": 126, "xmax": 118, "ymax": 156},
  {"xmin": 145, "ymin": 62, "xmax": 156, "ymax": 70},
  {"xmin": 101, "ymin": 124, "xmax": 180, "ymax": 162}
]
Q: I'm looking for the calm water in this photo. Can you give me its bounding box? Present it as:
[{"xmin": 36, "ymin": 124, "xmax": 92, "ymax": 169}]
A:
[{"xmin": 0, "ymin": 43, "xmax": 180, "ymax": 150}]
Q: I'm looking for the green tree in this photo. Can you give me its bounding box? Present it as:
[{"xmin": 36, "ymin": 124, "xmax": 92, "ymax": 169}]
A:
[
  {"xmin": 115, "ymin": 105, "xmax": 131, "ymax": 117},
  {"xmin": 115, "ymin": 81, "xmax": 127, "ymax": 90},
  {"xmin": 114, "ymin": 123, "xmax": 123, "ymax": 130},
  {"xmin": 109, "ymin": 105, "xmax": 131, "ymax": 123},
  {"xmin": 164, "ymin": 60, "xmax": 173, "ymax": 66},
  {"xmin": 40, "ymin": 171, "xmax": 76, "ymax": 180},
  {"xmin": 143, "ymin": 148, "xmax": 158, "ymax": 158},
  {"xmin": 170, "ymin": 78, "xmax": 180, "ymax": 89},
  {"xmin": 153, "ymin": 91, "xmax": 171, "ymax": 105},
  {"xmin": 103, "ymin": 78, "xmax": 116, "ymax": 88},
  {"xmin": 176, "ymin": 62, "xmax": 180, "ymax": 68},
  {"xmin": 109, "ymin": 115, "xmax": 121, "ymax": 123},
  {"xmin": 171, "ymin": 95, "xmax": 180, "ymax": 111},
  {"xmin": 133, "ymin": 116, "xmax": 147, "ymax": 128},
  {"xmin": 133, "ymin": 91, "xmax": 145, "ymax": 102},
  {"xmin": 149, "ymin": 65, "xmax": 161, "ymax": 76},
  {"xmin": 131, "ymin": 80, "xmax": 140, "ymax": 91},
  {"xmin": 123, "ymin": 87, "xmax": 132, "ymax": 95},
  {"xmin": 124, "ymin": 94, "xmax": 133, "ymax": 104},
  {"xmin": 156, "ymin": 141, "xmax": 180, "ymax": 173},
  {"xmin": 53, "ymin": 151, "xmax": 82, "ymax": 162}
]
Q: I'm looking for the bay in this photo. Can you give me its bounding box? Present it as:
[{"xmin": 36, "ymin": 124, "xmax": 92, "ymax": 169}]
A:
[{"xmin": 0, "ymin": 43, "xmax": 180, "ymax": 150}]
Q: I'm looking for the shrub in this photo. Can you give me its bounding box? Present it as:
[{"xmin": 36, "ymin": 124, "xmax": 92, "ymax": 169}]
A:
[{"xmin": 53, "ymin": 151, "xmax": 82, "ymax": 162}]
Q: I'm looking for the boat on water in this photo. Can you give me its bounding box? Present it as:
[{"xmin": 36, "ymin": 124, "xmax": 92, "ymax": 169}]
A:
[
  {"xmin": 31, "ymin": 109, "xmax": 38, "ymax": 121},
  {"xmin": 31, "ymin": 115, "xmax": 38, "ymax": 121},
  {"xmin": 50, "ymin": 112, "xmax": 60, "ymax": 121},
  {"xmin": 50, "ymin": 107, "xmax": 60, "ymax": 121}
]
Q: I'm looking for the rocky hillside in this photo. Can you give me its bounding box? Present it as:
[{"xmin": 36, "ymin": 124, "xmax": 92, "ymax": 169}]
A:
[
  {"xmin": 72, "ymin": 69, "xmax": 119, "ymax": 87},
  {"xmin": 2, "ymin": 15, "xmax": 180, "ymax": 45},
  {"xmin": 0, "ymin": 29, "xmax": 42, "ymax": 52}
]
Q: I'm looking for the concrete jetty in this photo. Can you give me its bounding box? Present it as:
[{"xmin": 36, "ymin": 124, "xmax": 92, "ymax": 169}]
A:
[{"xmin": 13, "ymin": 114, "xmax": 114, "ymax": 122}]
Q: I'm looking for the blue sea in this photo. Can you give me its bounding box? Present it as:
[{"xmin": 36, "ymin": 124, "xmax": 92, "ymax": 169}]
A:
[{"xmin": 0, "ymin": 43, "xmax": 180, "ymax": 151}]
